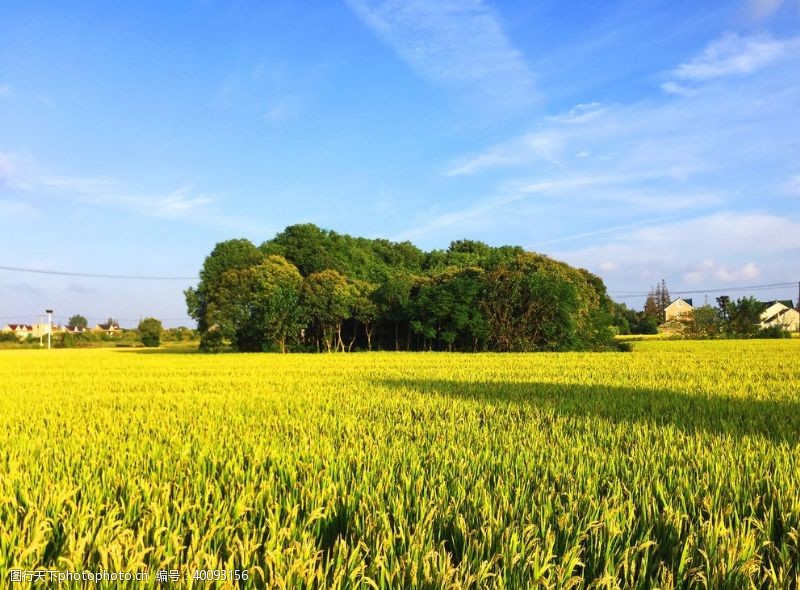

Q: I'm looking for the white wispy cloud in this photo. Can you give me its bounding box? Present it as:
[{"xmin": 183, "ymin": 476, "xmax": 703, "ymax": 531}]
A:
[
  {"xmin": 152, "ymin": 189, "xmax": 214, "ymax": 218},
  {"xmin": 395, "ymin": 172, "xmax": 715, "ymax": 242},
  {"xmin": 447, "ymin": 130, "xmax": 565, "ymax": 176},
  {"xmin": 439, "ymin": 33, "xmax": 799, "ymax": 191},
  {"xmin": 667, "ymin": 32, "xmax": 799, "ymax": 82},
  {"xmin": 83, "ymin": 186, "xmax": 215, "ymax": 220},
  {"xmin": 555, "ymin": 212, "xmax": 800, "ymax": 289},
  {"xmin": 527, "ymin": 216, "xmax": 675, "ymax": 249},
  {"xmin": 682, "ymin": 258, "xmax": 762, "ymax": 284},
  {"xmin": 659, "ymin": 81, "xmax": 692, "ymax": 96},
  {"xmin": 0, "ymin": 150, "xmax": 271, "ymax": 234},
  {"xmin": 543, "ymin": 102, "xmax": 606, "ymax": 124},
  {"xmin": 400, "ymin": 27, "xmax": 800, "ymax": 297},
  {"xmin": 346, "ymin": 0, "xmax": 536, "ymax": 107}
]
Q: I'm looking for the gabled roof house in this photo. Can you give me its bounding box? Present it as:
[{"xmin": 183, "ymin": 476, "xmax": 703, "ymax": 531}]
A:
[
  {"xmin": 664, "ymin": 297, "xmax": 693, "ymax": 322},
  {"xmin": 760, "ymin": 300, "xmax": 799, "ymax": 332}
]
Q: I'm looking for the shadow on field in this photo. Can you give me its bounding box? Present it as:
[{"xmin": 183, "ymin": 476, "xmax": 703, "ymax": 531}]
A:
[
  {"xmin": 120, "ymin": 347, "xmax": 201, "ymax": 355},
  {"xmin": 379, "ymin": 379, "xmax": 800, "ymax": 444}
]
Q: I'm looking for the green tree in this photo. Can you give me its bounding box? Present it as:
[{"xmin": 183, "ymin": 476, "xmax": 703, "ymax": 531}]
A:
[
  {"xmin": 348, "ymin": 279, "xmax": 378, "ymax": 351},
  {"xmin": 208, "ymin": 256, "xmax": 304, "ymax": 352},
  {"xmin": 612, "ymin": 302, "xmax": 633, "ymax": 335},
  {"xmin": 716, "ymin": 296, "xmax": 731, "ymax": 324},
  {"xmin": 262, "ymin": 223, "xmax": 425, "ymax": 283},
  {"xmin": 644, "ymin": 289, "xmax": 659, "ymax": 320},
  {"xmin": 657, "ymin": 279, "xmax": 671, "ymax": 322},
  {"xmin": 726, "ymin": 297, "xmax": 765, "ymax": 338},
  {"xmin": 644, "ymin": 280, "xmax": 671, "ymax": 323},
  {"xmin": 638, "ymin": 316, "xmax": 659, "ymax": 335},
  {"xmin": 409, "ymin": 267, "xmax": 487, "ymax": 351},
  {"xmin": 687, "ymin": 305, "xmax": 720, "ymax": 338},
  {"xmin": 138, "ymin": 317, "xmax": 163, "ymax": 347},
  {"xmin": 301, "ymin": 270, "xmax": 355, "ymax": 352},
  {"xmin": 67, "ymin": 314, "xmax": 88, "ymax": 330},
  {"xmin": 482, "ymin": 254, "xmax": 583, "ymax": 352},
  {"xmin": 188, "ymin": 225, "xmax": 615, "ymax": 353},
  {"xmin": 185, "ymin": 239, "xmax": 266, "ymax": 336},
  {"xmin": 262, "ymin": 224, "xmax": 340, "ymax": 277},
  {"xmin": 374, "ymin": 272, "xmax": 413, "ymax": 350}
]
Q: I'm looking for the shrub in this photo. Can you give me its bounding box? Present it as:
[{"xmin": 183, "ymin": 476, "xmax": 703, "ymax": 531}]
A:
[
  {"xmin": 199, "ymin": 326, "xmax": 224, "ymax": 353},
  {"xmin": 757, "ymin": 325, "xmax": 791, "ymax": 339},
  {"xmin": 138, "ymin": 318, "xmax": 163, "ymax": 347}
]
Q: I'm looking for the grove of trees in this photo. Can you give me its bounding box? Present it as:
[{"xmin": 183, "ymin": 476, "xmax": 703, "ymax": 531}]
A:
[{"xmin": 185, "ymin": 224, "xmax": 616, "ymax": 353}]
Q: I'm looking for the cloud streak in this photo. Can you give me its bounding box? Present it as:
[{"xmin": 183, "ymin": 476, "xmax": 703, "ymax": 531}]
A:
[
  {"xmin": 667, "ymin": 33, "xmax": 800, "ymax": 82},
  {"xmin": 346, "ymin": 0, "xmax": 537, "ymax": 107},
  {"xmin": 0, "ymin": 150, "xmax": 271, "ymax": 235},
  {"xmin": 555, "ymin": 212, "xmax": 800, "ymax": 290}
]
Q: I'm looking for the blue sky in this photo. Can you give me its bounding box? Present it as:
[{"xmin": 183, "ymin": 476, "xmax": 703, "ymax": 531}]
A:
[{"xmin": 1, "ymin": 0, "xmax": 799, "ymax": 326}]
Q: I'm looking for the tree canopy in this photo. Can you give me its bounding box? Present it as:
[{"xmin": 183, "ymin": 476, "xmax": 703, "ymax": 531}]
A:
[
  {"xmin": 137, "ymin": 317, "xmax": 163, "ymax": 347},
  {"xmin": 185, "ymin": 224, "xmax": 615, "ymax": 353},
  {"xmin": 67, "ymin": 314, "xmax": 88, "ymax": 330}
]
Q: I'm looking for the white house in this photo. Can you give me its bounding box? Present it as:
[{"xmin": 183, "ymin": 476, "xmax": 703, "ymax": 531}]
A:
[
  {"xmin": 91, "ymin": 322, "xmax": 121, "ymax": 335},
  {"xmin": 0, "ymin": 323, "xmax": 54, "ymax": 339},
  {"xmin": 1, "ymin": 324, "xmax": 34, "ymax": 338},
  {"xmin": 665, "ymin": 297, "xmax": 693, "ymax": 322},
  {"xmin": 760, "ymin": 300, "xmax": 799, "ymax": 332}
]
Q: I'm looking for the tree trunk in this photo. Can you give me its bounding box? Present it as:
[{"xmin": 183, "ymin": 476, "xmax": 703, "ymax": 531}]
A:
[
  {"xmin": 365, "ymin": 323, "xmax": 373, "ymax": 351},
  {"xmin": 336, "ymin": 323, "xmax": 344, "ymax": 352},
  {"xmin": 348, "ymin": 321, "xmax": 357, "ymax": 352}
]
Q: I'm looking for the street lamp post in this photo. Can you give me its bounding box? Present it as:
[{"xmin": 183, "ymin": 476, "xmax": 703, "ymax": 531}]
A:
[{"xmin": 45, "ymin": 309, "xmax": 53, "ymax": 350}]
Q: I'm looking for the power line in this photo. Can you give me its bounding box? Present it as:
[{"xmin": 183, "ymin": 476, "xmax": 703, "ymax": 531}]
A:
[
  {"xmin": 0, "ymin": 265, "xmax": 197, "ymax": 281},
  {"xmin": 0, "ymin": 315, "xmax": 192, "ymax": 323},
  {"xmin": 608, "ymin": 282, "xmax": 796, "ymax": 297}
]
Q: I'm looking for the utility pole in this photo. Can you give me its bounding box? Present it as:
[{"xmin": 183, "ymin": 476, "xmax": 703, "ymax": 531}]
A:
[{"xmin": 45, "ymin": 309, "xmax": 53, "ymax": 349}]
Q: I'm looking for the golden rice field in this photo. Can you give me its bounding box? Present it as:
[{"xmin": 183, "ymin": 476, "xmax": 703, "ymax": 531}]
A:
[{"xmin": 1, "ymin": 340, "xmax": 799, "ymax": 588}]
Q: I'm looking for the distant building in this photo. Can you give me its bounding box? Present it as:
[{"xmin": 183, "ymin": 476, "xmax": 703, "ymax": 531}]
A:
[
  {"xmin": 1, "ymin": 323, "xmax": 57, "ymax": 339},
  {"xmin": 1, "ymin": 324, "xmax": 34, "ymax": 338},
  {"xmin": 62, "ymin": 325, "xmax": 87, "ymax": 334},
  {"xmin": 664, "ymin": 297, "xmax": 693, "ymax": 322},
  {"xmin": 760, "ymin": 300, "xmax": 799, "ymax": 332},
  {"xmin": 91, "ymin": 322, "xmax": 121, "ymax": 335}
]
